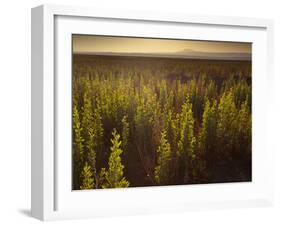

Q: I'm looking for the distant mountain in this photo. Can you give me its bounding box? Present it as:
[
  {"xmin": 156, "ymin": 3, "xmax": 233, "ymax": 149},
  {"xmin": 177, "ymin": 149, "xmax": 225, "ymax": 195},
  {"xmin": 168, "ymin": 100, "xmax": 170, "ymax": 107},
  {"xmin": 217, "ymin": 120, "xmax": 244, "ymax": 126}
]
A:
[
  {"xmin": 74, "ymin": 50, "xmax": 251, "ymax": 61},
  {"xmin": 176, "ymin": 49, "xmax": 251, "ymax": 61}
]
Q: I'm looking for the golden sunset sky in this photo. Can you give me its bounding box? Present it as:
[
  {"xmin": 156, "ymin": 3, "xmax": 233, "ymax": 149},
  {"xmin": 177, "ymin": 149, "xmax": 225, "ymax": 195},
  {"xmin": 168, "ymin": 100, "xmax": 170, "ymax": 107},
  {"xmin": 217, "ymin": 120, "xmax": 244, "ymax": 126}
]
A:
[{"xmin": 73, "ymin": 35, "xmax": 251, "ymax": 54}]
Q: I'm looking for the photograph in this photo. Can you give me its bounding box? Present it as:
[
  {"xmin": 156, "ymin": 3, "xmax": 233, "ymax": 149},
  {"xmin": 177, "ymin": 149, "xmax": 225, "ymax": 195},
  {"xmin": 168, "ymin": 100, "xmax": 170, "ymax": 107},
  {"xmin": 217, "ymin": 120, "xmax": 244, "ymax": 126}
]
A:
[{"xmin": 72, "ymin": 35, "xmax": 252, "ymax": 190}]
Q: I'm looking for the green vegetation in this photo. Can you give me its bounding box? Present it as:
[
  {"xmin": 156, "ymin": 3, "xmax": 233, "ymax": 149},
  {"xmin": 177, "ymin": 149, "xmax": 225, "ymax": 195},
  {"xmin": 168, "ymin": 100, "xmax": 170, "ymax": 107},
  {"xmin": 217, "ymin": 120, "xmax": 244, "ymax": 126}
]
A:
[
  {"xmin": 72, "ymin": 55, "xmax": 252, "ymax": 189},
  {"xmin": 99, "ymin": 129, "xmax": 129, "ymax": 188},
  {"xmin": 80, "ymin": 162, "xmax": 94, "ymax": 190},
  {"xmin": 155, "ymin": 130, "xmax": 172, "ymax": 185}
]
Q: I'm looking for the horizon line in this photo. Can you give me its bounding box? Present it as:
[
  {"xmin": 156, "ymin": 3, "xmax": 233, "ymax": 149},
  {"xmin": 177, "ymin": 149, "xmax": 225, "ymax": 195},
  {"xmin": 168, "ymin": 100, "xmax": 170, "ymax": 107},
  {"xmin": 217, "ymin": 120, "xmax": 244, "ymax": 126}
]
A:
[{"xmin": 73, "ymin": 51, "xmax": 251, "ymax": 61}]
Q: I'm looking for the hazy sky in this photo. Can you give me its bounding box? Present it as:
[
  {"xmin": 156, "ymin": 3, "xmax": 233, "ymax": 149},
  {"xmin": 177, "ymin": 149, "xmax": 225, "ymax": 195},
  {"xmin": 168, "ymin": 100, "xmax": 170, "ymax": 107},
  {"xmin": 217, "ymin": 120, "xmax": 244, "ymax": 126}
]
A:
[{"xmin": 73, "ymin": 35, "xmax": 251, "ymax": 54}]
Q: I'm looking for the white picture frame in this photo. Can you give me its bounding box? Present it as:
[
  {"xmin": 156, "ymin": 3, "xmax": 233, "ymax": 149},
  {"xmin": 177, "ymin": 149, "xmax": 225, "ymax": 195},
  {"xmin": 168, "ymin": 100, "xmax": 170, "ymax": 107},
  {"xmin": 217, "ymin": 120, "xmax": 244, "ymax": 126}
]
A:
[{"xmin": 31, "ymin": 4, "xmax": 274, "ymax": 221}]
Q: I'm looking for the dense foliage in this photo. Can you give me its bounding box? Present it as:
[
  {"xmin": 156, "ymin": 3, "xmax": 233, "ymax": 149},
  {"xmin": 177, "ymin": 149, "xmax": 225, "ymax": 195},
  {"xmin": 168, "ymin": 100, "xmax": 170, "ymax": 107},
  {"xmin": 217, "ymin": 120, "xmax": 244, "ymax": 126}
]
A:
[{"xmin": 72, "ymin": 55, "xmax": 252, "ymax": 190}]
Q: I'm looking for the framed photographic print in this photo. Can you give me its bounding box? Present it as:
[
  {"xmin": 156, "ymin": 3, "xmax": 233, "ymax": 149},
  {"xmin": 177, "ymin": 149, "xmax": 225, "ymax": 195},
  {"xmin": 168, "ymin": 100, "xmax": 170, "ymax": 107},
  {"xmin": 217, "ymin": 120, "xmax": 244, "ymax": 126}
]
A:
[{"xmin": 31, "ymin": 4, "xmax": 274, "ymax": 221}]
